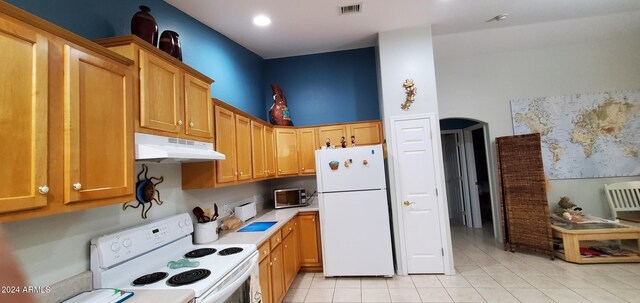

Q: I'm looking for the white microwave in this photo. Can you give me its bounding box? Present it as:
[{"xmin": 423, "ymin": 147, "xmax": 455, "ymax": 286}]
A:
[{"xmin": 274, "ymin": 188, "xmax": 308, "ymax": 209}]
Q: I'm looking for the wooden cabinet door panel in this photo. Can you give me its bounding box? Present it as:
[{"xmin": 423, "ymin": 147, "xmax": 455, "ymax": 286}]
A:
[
  {"xmin": 235, "ymin": 115, "xmax": 252, "ymax": 181},
  {"xmin": 264, "ymin": 126, "xmax": 276, "ymax": 177},
  {"xmin": 275, "ymin": 128, "xmax": 298, "ymax": 176},
  {"xmin": 292, "ymin": 217, "xmax": 301, "ymax": 272},
  {"xmin": 349, "ymin": 122, "xmax": 383, "ymax": 146},
  {"xmin": 259, "ymin": 258, "xmax": 272, "ymax": 303},
  {"xmin": 215, "ymin": 106, "xmax": 236, "ymax": 184},
  {"xmin": 184, "ymin": 73, "xmax": 213, "ymax": 139},
  {"xmin": 63, "ymin": 45, "xmax": 134, "ymax": 204},
  {"xmin": 0, "ymin": 19, "xmax": 48, "ymax": 213},
  {"xmin": 139, "ymin": 49, "xmax": 181, "ymax": 133},
  {"xmin": 317, "ymin": 125, "xmax": 347, "ymax": 149},
  {"xmin": 299, "ymin": 213, "xmax": 321, "ymax": 266},
  {"xmin": 297, "ymin": 128, "xmax": 317, "ymax": 175},
  {"xmin": 271, "ymin": 244, "xmax": 286, "ymax": 303},
  {"xmin": 251, "ymin": 121, "xmax": 266, "ymax": 179},
  {"xmin": 283, "ymin": 231, "xmax": 297, "ymax": 288}
]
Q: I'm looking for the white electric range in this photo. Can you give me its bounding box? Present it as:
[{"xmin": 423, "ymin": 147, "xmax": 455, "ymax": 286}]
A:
[{"xmin": 90, "ymin": 213, "xmax": 258, "ymax": 303}]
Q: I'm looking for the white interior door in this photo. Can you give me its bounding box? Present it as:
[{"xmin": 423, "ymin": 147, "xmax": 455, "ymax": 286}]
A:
[
  {"xmin": 441, "ymin": 133, "xmax": 465, "ymax": 225},
  {"xmin": 393, "ymin": 118, "xmax": 444, "ymax": 273}
]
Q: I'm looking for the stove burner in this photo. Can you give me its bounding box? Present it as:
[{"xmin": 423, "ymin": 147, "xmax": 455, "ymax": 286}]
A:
[
  {"xmin": 132, "ymin": 272, "xmax": 168, "ymax": 286},
  {"xmin": 167, "ymin": 269, "xmax": 211, "ymax": 286},
  {"xmin": 184, "ymin": 248, "xmax": 217, "ymax": 258},
  {"xmin": 218, "ymin": 247, "xmax": 243, "ymax": 256}
]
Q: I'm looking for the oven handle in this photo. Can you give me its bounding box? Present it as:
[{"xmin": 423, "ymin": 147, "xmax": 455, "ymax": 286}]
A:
[{"xmin": 201, "ymin": 252, "xmax": 259, "ymax": 303}]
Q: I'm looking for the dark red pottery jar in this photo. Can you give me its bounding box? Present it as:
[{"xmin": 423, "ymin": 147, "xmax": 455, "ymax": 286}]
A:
[
  {"xmin": 159, "ymin": 30, "xmax": 182, "ymax": 61},
  {"xmin": 131, "ymin": 5, "xmax": 158, "ymax": 46}
]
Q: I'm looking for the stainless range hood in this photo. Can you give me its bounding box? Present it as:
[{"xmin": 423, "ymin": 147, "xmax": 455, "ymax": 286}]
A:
[{"xmin": 135, "ymin": 133, "xmax": 225, "ymax": 163}]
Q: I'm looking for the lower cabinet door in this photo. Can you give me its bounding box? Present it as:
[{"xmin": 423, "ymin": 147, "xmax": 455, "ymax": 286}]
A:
[
  {"xmin": 299, "ymin": 212, "xmax": 321, "ymax": 266},
  {"xmin": 271, "ymin": 244, "xmax": 286, "ymax": 303},
  {"xmin": 283, "ymin": 233, "xmax": 297, "ymax": 288},
  {"xmin": 259, "ymin": 258, "xmax": 272, "ymax": 303}
]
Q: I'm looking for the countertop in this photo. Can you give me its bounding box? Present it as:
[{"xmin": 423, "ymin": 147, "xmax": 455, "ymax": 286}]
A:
[
  {"xmin": 215, "ymin": 199, "xmax": 319, "ymax": 246},
  {"xmin": 126, "ymin": 289, "xmax": 195, "ymax": 303}
]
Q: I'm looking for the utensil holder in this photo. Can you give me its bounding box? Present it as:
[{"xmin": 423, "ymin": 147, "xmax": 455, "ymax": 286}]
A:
[{"xmin": 193, "ymin": 219, "xmax": 218, "ymax": 244}]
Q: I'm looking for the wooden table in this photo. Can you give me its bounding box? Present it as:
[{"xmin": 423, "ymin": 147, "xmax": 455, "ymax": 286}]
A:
[{"xmin": 552, "ymin": 222, "xmax": 640, "ymax": 264}]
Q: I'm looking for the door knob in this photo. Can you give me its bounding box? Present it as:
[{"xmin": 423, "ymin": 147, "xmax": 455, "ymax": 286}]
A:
[
  {"xmin": 403, "ymin": 201, "xmax": 414, "ymax": 206},
  {"xmin": 38, "ymin": 185, "xmax": 49, "ymax": 195},
  {"xmin": 73, "ymin": 183, "xmax": 82, "ymax": 191}
]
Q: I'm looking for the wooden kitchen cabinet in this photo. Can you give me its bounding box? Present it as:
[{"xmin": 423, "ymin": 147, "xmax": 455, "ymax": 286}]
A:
[
  {"xmin": 297, "ymin": 128, "xmax": 317, "ymax": 175},
  {"xmin": 0, "ymin": 15, "xmax": 49, "ymax": 213},
  {"xmin": 259, "ymin": 257, "xmax": 272, "ymax": 303},
  {"xmin": 275, "ymin": 128, "xmax": 299, "ymax": 176},
  {"xmin": 63, "ymin": 44, "xmax": 134, "ymax": 204},
  {"xmin": 299, "ymin": 212, "xmax": 322, "ymax": 270},
  {"xmin": 264, "ymin": 126, "xmax": 276, "ymax": 178},
  {"xmin": 138, "ymin": 48, "xmax": 181, "ymax": 134},
  {"xmin": 235, "ymin": 114, "xmax": 252, "ymax": 181},
  {"xmin": 251, "ymin": 121, "xmax": 266, "ymax": 179},
  {"xmin": 282, "ymin": 216, "xmax": 300, "ymax": 289},
  {"xmin": 0, "ymin": 1, "xmax": 136, "ymax": 221},
  {"xmin": 215, "ymin": 106, "xmax": 237, "ymax": 184},
  {"xmin": 95, "ymin": 35, "xmax": 214, "ymax": 141},
  {"xmin": 348, "ymin": 121, "xmax": 383, "ymax": 146},
  {"xmin": 317, "ymin": 125, "xmax": 347, "ymax": 149},
  {"xmin": 184, "ymin": 73, "xmax": 213, "ymax": 139},
  {"xmin": 270, "ymin": 242, "xmax": 286, "ymax": 303}
]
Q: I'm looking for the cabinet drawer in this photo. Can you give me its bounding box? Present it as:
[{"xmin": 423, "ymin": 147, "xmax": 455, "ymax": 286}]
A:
[
  {"xmin": 258, "ymin": 241, "xmax": 270, "ymax": 262},
  {"xmin": 270, "ymin": 230, "xmax": 282, "ymax": 249},
  {"xmin": 282, "ymin": 218, "xmax": 296, "ymax": 238}
]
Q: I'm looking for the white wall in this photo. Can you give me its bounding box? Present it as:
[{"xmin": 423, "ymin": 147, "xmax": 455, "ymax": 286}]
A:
[
  {"xmin": 3, "ymin": 163, "xmax": 271, "ymax": 286},
  {"xmin": 433, "ymin": 11, "xmax": 640, "ymax": 219},
  {"xmin": 377, "ymin": 26, "xmax": 454, "ymax": 275}
]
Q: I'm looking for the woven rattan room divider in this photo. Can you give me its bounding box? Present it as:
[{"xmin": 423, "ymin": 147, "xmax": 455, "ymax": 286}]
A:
[{"xmin": 496, "ymin": 133, "xmax": 554, "ymax": 259}]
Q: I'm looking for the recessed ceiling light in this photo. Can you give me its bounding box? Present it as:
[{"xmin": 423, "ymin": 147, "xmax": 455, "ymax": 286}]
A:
[
  {"xmin": 486, "ymin": 13, "xmax": 509, "ymax": 23},
  {"xmin": 253, "ymin": 15, "xmax": 271, "ymax": 26}
]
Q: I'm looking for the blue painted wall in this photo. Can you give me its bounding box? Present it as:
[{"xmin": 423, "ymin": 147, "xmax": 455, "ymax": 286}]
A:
[
  {"xmin": 263, "ymin": 48, "xmax": 380, "ymax": 126},
  {"xmin": 6, "ymin": 0, "xmax": 265, "ymax": 117}
]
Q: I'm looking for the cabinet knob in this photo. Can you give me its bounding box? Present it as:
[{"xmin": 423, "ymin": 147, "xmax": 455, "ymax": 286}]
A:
[
  {"xmin": 273, "ymin": 257, "xmax": 277, "ymax": 261},
  {"xmin": 288, "ymin": 227, "xmax": 292, "ymax": 231},
  {"xmin": 240, "ymin": 172, "xmax": 243, "ymax": 176},
  {"xmin": 178, "ymin": 120, "xmax": 184, "ymax": 126},
  {"xmin": 189, "ymin": 121, "xmax": 194, "ymax": 127},
  {"xmin": 38, "ymin": 185, "xmax": 49, "ymax": 195},
  {"xmin": 285, "ymin": 245, "xmax": 288, "ymax": 248},
  {"xmin": 312, "ymin": 218, "xmax": 315, "ymax": 222},
  {"xmin": 73, "ymin": 183, "xmax": 82, "ymax": 191},
  {"xmin": 278, "ymin": 169, "xmax": 282, "ymax": 172},
  {"xmin": 234, "ymin": 171, "xmax": 238, "ymax": 176},
  {"xmin": 301, "ymin": 167, "xmax": 305, "ymax": 171}
]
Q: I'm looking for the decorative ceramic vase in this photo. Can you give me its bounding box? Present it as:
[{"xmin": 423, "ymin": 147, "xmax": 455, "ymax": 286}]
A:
[
  {"xmin": 131, "ymin": 5, "xmax": 158, "ymax": 46},
  {"xmin": 159, "ymin": 30, "xmax": 182, "ymax": 61},
  {"xmin": 269, "ymin": 84, "xmax": 294, "ymax": 126}
]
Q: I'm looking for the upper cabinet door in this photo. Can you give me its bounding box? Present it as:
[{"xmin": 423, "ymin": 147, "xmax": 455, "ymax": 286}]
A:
[
  {"xmin": 235, "ymin": 115, "xmax": 253, "ymax": 181},
  {"xmin": 251, "ymin": 121, "xmax": 266, "ymax": 179},
  {"xmin": 264, "ymin": 126, "xmax": 276, "ymax": 177},
  {"xmin": 0, "ymin": 18, "xmax": 49, "ymax": 213},
  {"xmin": 297, "ymin": 128, "xmax": 317, "ymax": 175},
  {"xmin": 139, "ymin": 49, "xmax": 182, "ymax": 133},
  {"xmin": 275, "ymin": 128, "xmax": 299, "ymax": 176},
  {"xmin": 63, "ymin": 45, "xmax": 134, "ymax": 204},
  {"xmin": 184, "ymin": 73, "xmax": 213, "ymax": 139},
  {"xmin": 215, "ymin": 106, "xmax": 237, "ymax": 184},
  {"xmin": 348, "ymin": 122, "xmax": 383, "ymax": 146},
  {"xmin": 317, "ymin": 125, "xmax": 347, "ymax": 149}
]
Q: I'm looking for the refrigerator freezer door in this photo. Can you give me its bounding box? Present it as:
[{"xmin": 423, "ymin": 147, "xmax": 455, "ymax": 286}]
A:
[
  {"xmin": 315, "ymin": 145, "xmax": 386, "ymax": 193},
  {"xmin": 319, "ymin": 189, "xmax": 394, "ymax": 276}
]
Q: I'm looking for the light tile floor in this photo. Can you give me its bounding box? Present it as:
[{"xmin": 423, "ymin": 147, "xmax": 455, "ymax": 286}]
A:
[{"xmin": 283, "ymin": 224, "xmax": 640, "ymax": 303}]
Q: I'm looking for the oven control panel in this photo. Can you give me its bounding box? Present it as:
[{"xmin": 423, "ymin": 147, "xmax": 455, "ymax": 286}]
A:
[{"xmin": 90, "ymin": 213, "xmax": 194, "ymax": 268}]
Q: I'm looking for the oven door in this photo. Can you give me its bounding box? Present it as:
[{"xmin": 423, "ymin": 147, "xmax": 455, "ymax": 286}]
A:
[{"xmin": 198, "ymin": 251, "xmax": 259, "ymax": 303}]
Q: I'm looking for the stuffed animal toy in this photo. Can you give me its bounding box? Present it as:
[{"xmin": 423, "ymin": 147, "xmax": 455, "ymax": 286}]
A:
[{"xmin": 556, "ymin": 196, "xmax": 583, "ymax": 222}]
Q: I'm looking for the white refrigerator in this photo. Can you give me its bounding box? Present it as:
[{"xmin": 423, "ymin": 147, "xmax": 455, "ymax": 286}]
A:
[{"xmin": 315, "ymin": 145, "xmax": 394, "ymax": 277}]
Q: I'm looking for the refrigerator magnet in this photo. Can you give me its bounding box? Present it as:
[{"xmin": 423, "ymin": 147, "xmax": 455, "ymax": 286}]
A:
[{"xmin": 329, "ymin": 161, "xmax": 339, "ymax": 171}]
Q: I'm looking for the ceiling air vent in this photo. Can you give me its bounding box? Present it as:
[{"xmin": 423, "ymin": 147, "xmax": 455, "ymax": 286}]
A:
[{"xmin": 339, "ymin": 3, "xmax": 362, "ymax": 15}]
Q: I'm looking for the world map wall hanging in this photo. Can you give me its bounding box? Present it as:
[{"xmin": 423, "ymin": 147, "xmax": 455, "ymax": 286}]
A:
[{"xmin": 510, "ymin": 89, "xmax": 640, "ymax": 179}]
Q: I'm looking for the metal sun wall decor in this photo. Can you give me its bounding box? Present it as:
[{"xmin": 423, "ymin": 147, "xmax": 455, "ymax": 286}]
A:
[
  {"xmin": 400, "ymin": 79, "xmax": 417, "ymax": 110},
  {"xmin": 123, "ymin": 164, "xmax": 164, "ymax": 219}
]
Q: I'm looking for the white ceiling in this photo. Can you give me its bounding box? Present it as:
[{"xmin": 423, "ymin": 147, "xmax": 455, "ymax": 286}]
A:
[{"xmin": 164, "ymin": 0, "xmax": 640, "ymax": 59}]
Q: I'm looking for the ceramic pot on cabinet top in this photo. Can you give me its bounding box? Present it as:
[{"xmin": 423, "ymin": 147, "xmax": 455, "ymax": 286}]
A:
[
  {"xmin": 159, "ymin": 30, "xmax": 182, "ymax": 61},
  {"xmin": 131, "ymin": 5, "xmax": 158, "ymax": 46}
]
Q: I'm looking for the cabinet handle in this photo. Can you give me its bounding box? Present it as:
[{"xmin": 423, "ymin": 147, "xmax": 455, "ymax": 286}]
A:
[
  {"xmin": 270, "ymin": 262, "xmax": 273, "ymax": 266},
  {"xmin": 38, "ymin": 185, "xmax": 49, "ymax": 195},
  {"xmin": 189, "ymin": 121, "xmax": 194, "ymax": 127},
  {"xmin": 73, "ymin": 183, "xmax": 82, "ymax": 191},
  {"xmin": 312, "ymin": 218, "xmax": 315, "ymax": 222},
  {"xmin": 178, "ymin": 120, "xmax": 183, "ymax": 126}
]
